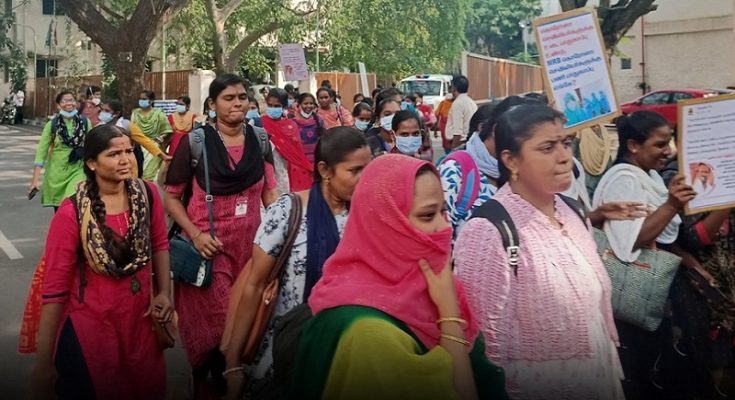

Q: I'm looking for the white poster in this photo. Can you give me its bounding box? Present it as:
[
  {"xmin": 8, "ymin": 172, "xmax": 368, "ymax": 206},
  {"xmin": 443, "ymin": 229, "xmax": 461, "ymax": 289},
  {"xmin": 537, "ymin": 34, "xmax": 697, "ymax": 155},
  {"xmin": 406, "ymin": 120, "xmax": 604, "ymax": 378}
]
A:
[
  {"xmin": 358, "ymin": 62, "xmax": 369, "ymax": 97},
  {"xmin": 678, "ymin": 94, "xmax": 735, "ymax": 215},
  {"xmin": 533, "ymin": 8, "xmax": 619, "ymax": 130},
  {"xmin": 278, "ymin": 43, "xmax": 309, "ymax": 81}
]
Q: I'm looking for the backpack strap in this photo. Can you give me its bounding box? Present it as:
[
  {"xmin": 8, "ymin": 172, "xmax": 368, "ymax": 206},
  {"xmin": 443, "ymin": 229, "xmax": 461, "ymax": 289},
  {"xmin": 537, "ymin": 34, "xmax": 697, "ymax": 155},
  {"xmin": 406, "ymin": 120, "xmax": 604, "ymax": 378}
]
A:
[
  {"xmin": 442, "ymin": 150, "xmax": 480, "ymax": 220},
  {"xmin": 252, "ymin": 125, "xmax": 274, "ymax": 164},
  {"xmin": 188, "ymin": 127, "xmax": 206, "ymax": 169},
  {"xmin": 470, "ymin": 199, "xmax": 520, "ymax": 276},
  {"xmin": 557, "ymin": 194, "xmax": 587, "ymax": 227}
]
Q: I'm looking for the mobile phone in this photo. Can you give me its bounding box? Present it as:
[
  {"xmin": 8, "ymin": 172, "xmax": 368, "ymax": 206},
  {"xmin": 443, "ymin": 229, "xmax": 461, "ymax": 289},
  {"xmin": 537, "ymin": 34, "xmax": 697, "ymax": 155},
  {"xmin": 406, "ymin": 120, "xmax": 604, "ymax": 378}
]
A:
[{"xmin": 28, "ymin": 187, "xmax": 38, "ymax": 200}]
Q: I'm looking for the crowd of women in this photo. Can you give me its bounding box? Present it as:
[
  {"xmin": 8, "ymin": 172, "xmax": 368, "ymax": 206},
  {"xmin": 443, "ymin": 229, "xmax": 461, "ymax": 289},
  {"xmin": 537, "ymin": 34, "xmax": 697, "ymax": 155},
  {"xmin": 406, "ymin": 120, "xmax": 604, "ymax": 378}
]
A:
[{"xmin": 20, "ymin": 72, "xmax": 734, "ymax": 400}]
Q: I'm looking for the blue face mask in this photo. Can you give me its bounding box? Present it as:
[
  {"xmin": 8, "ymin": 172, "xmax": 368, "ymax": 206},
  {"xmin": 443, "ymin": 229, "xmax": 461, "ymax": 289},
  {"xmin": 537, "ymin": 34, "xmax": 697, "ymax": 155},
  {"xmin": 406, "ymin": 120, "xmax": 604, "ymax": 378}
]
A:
[
  {"xmin": 208, "ymin": 110, "xmax": 216, "ymax": 119},
  {"xmin": 355, "ymin": 120, "xmax": 370, "ymax": 131},
  {"xmin": 138, "ymin": 99, "xmax": 150, "ymax": 109},
  {"xmin": 59, "ymin": 109, "xmax": 78, "ymax": 119},
  {"xmin": 380, "ymin": 114, "xmax": 394, "ymax": 131},
  {"xmin": 288, "ymin": 99, "xmax": 294, "ymax": 108},
  {"xmin": 99, "ymin": 111, "xmax": 114, "ymax": 123},
  {"xmin": 395, "ymin": 135, "xmax": 422, "ymax": 155},
  {"xmin": 266, "ymin": 107, "xmax": 284, "ymax": 119},
  {"xmin": 246, "ymin": 109, "xmax": 260, "ymax": 119},
  {"xmin": 175, "ymin": 104, "xmax": 187, "ymax": 114},
  {"xmin": 401, "ymin": 101, "xmax": 409, "ymax": 110}
]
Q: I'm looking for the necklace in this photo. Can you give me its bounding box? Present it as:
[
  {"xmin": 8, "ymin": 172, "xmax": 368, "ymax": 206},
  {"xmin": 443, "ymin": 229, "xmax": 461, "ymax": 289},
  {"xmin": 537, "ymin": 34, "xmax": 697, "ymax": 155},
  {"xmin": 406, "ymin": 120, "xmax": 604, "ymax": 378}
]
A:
[{"xmin": 214, "ymin": 123, "xmax": 242, "ymax": 167}]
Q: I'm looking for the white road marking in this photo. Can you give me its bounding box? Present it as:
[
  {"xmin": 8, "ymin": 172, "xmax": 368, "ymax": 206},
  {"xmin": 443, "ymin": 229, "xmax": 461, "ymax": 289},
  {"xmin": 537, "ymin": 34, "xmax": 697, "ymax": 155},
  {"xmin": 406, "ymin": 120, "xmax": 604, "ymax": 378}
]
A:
[{"xmin": 0, "ymin": 229, "xmax": 23, "ymax": 260}]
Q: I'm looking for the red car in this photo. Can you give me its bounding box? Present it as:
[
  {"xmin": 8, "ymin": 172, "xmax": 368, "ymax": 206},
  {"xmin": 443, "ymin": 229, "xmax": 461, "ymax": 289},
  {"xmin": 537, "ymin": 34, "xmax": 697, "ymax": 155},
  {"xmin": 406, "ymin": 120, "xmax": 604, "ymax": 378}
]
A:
[{"xmin": 620, "ymin": 89, "xmax": 729, "ymax": 129}]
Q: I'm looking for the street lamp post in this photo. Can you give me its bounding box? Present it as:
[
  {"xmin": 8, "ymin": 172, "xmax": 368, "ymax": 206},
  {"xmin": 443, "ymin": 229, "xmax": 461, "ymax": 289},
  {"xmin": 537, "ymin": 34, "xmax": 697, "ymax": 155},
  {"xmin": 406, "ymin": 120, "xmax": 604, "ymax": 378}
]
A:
[
  {"xmin": 518, "ymin": 21, "xmax": 529, "ymax": 56},
  {"xmin": 13, "ymin": 23, "xmax": 37, "ymax": 118}
]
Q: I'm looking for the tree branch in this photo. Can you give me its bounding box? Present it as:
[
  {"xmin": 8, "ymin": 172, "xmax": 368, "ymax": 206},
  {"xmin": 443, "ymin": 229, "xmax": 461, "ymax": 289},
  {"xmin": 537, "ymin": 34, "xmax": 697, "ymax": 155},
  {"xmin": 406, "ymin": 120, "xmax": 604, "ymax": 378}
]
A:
[
  {"xmin": 220, "ymin": 0, "xmax": 246, "ymax": 22},
  {"xmin": 559, "ymin": 0, "xmax": 589, "ymax": 12},
  {"xmin": 601, "ymin": 0, "xmax": 657, "ymax": 49},
  {"xmin": 55, "ymin": 0, "xmax": 117, "ymax": 49},
  {"xmin": 98, "ymin": 2, "xmax": 125, "ymax": 22},
  {"xmin": 280, "ymin": 2, "xmax": 317, "ymax": 17},
  {"xmin": 225, "ymin": 20, "xmax": 281, "ymax": 71}
]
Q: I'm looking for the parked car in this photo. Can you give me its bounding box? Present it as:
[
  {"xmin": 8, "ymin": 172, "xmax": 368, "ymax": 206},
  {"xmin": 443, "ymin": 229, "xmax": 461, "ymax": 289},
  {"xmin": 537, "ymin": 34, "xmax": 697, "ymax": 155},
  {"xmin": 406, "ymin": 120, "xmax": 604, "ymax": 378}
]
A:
[{"xmin": 620, "ymin": 89, "xmax": 726, "ymax": 129}]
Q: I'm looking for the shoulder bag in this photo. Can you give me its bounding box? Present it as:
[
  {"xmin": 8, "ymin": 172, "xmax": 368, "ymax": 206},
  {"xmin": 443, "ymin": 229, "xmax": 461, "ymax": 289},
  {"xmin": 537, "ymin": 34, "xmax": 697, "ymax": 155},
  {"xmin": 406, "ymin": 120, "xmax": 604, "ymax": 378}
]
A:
[
  {"xmin": 593, "ymin": 227, "xmax": 681, "ymax": 331},
  {"xmin": 242, "ymin": 192, "xmax": 303, "ymax": 363},
  {"xmin": 169, "ymin": 129, "xmax": 215, "ymax": 287}
]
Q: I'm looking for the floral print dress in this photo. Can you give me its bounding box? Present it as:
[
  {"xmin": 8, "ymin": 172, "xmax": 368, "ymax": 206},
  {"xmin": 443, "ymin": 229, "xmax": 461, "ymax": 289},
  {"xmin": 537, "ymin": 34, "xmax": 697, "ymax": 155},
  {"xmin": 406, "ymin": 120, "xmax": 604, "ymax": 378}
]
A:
[{"xmin": 250, "ymin": 194, "xmax": 349, "ymax": 381}]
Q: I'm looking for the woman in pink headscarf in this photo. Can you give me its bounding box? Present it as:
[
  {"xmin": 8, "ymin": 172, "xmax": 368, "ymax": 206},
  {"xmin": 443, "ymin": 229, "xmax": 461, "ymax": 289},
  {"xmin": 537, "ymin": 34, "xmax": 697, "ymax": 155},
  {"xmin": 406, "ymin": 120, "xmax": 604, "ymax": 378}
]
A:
[{"xmin": 287, "ymin": 154, "xmax": 508, "ymax": 400}]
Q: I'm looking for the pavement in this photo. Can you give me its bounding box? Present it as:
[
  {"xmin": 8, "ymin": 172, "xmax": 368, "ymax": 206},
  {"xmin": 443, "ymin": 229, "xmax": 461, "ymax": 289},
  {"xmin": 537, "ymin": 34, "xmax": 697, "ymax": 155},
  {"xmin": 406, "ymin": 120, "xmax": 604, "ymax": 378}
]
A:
[{"xmin": 0, "ymin": 124, "xmax": 190, "ymax": 399}]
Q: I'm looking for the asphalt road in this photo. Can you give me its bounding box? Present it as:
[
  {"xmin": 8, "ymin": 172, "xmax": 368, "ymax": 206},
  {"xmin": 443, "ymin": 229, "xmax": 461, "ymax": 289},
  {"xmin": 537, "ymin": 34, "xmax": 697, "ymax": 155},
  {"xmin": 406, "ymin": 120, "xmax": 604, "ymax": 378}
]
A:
[{"xmin": 0, "ymin": 124, "xmax": 190, "ymax": 399}]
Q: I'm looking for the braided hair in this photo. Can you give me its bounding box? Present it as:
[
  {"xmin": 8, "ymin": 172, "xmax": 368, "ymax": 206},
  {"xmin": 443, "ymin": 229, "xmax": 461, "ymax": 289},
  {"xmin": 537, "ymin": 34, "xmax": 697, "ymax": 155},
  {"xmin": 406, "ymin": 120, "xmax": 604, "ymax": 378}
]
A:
[{"xmin": 82, "ymin": 124, "xmax": 135, "ymax": 267}]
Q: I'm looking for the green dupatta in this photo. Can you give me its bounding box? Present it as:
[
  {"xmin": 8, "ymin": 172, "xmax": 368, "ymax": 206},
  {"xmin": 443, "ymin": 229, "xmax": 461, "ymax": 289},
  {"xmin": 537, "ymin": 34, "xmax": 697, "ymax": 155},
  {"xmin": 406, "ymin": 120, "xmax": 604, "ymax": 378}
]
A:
[
  {"xmin": 286, "ymin": 305, "xmax": 508, "ymax": 400},
  {"xmin": 131, "ymin": 107, "xmax": 172, "ymax": 140}
]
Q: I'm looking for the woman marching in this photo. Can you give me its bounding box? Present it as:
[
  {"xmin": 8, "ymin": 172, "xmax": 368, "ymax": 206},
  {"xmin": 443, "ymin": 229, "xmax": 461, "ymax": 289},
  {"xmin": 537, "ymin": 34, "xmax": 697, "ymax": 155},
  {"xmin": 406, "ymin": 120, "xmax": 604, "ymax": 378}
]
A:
[
  {"xmin": 289, "ymin": 92, "xmax": 325, "ymax": 165},
  {"xmin": 288, "ymin": 154, "xmax": 508, "ymax": 400},
  {"xmin": 164, "ymin": 74, "xmax": 278, "ymax": 398},
  {"xmin": 261, "ymin": 88, "xmax": 314, "ymax": 193},
  {"xmin": 316, "ymin": 87, "xmax": 354, "ymax": 129},
  {"xmin": 131, "ymin": 90, "xmax": 172, "ymax": 180},
  {"xmin": 30, "ymin": 124, "xmax": 173, "ymax": 400},
  {"xmin": 29, "ymin": 91, "xmax": 93, "ymax": 211},
  {"xmin": 220, "ymin": 127, "xmax": 371, "ymax": 399}
]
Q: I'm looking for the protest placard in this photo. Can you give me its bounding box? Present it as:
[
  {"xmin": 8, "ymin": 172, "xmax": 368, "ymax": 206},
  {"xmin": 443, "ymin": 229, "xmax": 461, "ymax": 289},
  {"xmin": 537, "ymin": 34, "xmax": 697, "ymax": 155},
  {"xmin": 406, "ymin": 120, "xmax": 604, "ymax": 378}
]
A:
[
  {"xmin": 278, "ymin": 44, "xmax": 309, "ymax": 81},
  {"xmin": 678, "ymin": 93, "xmax": 735, "ymax": 215},
  {"xmin": 533, "ymin": 8, "xmax": 619, "ymax": 131}
]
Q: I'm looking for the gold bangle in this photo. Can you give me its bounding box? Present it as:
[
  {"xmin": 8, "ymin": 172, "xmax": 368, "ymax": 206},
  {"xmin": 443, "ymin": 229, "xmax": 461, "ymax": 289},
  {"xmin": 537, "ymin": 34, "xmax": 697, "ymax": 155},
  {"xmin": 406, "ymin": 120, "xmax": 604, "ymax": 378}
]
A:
[
  {"xmin": 440, "ymin": 334, "xmax": 470, "ymax": 347},
  {"xmin": 191, "ymin": 231, "xmax": 203, "ymax": 240},
  {"xmin": 437, "ymin": 317, "xmax": 467, "ymax": 327}
]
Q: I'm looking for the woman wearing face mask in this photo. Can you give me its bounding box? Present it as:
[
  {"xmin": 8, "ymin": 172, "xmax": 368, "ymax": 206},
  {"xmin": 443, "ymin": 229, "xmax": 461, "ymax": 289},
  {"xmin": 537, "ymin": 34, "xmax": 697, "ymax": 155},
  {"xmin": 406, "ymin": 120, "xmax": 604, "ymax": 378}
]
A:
[
  {"xmin": 290, "ymin": 92, "xmax": 325, "ymax": 165},
  {"xmin": 454, "ymin": 104, "xmax": 624, "ymax": 399},
  {"xmin": 29, "ymin": 91, "xmax": 93, "ymax": 211},
  {"xmin": 131, "ymin": 90, "xmax": 172, "ymax": 180},
  {"xmin": 352, "ymin": 102, "xmax": 372, "ymax": 132},
  {"xmin": 167, "ymin": 95, "xmax": 197, "ymax": 156},
  {"xmin": 245, "ymin": 95, "xmax": 263, "ymax": 128},
  {"xmin": 364, "ymin": 98, "xmax": 401, "ymax": 158},
  {"xmin": 165, "ymin": 74, "xmax": 278, "ymax": 398},
  {"xmin": 100, "ymin": 100, "xmax": 171, "ymax": 178},
  {"xmin": 288, "ymin": 155, "xmax": 509, "ymax": 400},
  {"xmin": 316, "ymin": 87, "xmax": 354, "ymax": 129},
  {"xmin": 390, "ymin": 110, "xmax": 424, "ymax": 157},
  {"xmin": 260, "ymin": 88, "xmax": 313, "ymax": 194},
  {"xmin": 79, "ymin": 85, "xmax": 102, "ymax": 126},
  {"xmin": 220, "ymin": 128, "xmax": 371, "ymax": 399}
]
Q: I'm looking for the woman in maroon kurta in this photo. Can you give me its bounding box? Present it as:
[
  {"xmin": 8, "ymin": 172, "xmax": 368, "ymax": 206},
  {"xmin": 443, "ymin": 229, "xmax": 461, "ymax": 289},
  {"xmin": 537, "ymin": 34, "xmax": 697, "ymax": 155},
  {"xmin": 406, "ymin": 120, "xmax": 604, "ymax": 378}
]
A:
[
  {"xmin": 164, "ymin": 73, "xmax": 278, "ymax": 398},
  {"xmin": 31, "ymin": 124, "xmax": 173, "ymax": 400}
]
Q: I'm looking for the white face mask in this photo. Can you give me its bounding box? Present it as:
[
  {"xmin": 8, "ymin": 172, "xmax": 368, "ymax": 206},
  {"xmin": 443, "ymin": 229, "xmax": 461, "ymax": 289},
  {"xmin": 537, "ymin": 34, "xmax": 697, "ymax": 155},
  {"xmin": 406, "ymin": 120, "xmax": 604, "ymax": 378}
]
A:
[
  {"xmin": 91, "ymin": 98, "xmax": 101, "ymax": 106},
  {"xmin": 380, "ymin": 114, "xmax": 394, "ymax": 131},
  {"xmin": 300, "ymin": 110, "xmax": 313, "ymax": 119}
]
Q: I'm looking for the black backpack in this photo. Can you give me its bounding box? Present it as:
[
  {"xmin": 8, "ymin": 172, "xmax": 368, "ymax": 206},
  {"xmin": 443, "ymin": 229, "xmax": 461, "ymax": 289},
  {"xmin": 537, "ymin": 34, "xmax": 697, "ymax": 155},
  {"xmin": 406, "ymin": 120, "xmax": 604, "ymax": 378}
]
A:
[{"xmin": 470, "ymin": 194, "xmax": 587, "ymax": 276}]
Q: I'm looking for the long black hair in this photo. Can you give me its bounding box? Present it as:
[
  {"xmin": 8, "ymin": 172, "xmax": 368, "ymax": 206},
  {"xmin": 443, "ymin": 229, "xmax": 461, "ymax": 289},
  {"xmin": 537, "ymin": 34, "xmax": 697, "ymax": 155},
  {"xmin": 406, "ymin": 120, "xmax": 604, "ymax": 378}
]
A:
[
  {"xmin": 82, "ymin": 124, "xmax": 135, "ymax": 266},
  {"xmin": 614, "ymin": 111, "xmax": 669, "ymax": 162},
  {"xmin": 313, "ymin": 126, "xmax": 368, "ymax": 183}
]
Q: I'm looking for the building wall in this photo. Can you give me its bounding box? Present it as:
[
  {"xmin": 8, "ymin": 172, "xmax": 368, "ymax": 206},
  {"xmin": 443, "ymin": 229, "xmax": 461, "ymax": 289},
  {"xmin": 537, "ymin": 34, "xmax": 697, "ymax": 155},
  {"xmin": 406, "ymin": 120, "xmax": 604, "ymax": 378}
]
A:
[{"xmin": 609, "ymin": 0, "xmax": 735, "ymax": 102}]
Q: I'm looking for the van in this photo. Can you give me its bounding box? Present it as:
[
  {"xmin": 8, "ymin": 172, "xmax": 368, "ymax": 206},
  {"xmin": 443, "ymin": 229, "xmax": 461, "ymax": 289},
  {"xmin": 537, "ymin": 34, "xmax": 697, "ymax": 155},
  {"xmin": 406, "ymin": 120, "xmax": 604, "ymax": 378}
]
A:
[{"xmin": 397, "ymin": 74, "xmax": 453, "ymax": 110}]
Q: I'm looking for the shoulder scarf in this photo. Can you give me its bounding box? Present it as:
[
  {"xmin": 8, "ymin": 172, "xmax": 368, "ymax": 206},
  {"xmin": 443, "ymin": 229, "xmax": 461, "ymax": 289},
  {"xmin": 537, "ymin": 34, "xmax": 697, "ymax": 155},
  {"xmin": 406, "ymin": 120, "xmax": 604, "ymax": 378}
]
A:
[
  {"xmin": 578, "ymin": 125, "xmax": 613, "ymax": 176},
  {"xmin": 52, "ymin": 114, "xmax": 87, "ymax": 164},
  {"xmin": 75, "ymin": 179, "xmax": 151, "ymax": 277},
  {"xmin": 171, "ymin": 111, "xmax": 195, "ymax": 133},
  {"xmin": 132, "ymin": 108, "xmax": 170, "ymax": 139},
  {"xmin": 262, "ymin": 115, "xmax": 314, "ymax": 192},
  {"xmin": 165, "ymin": 124, "xmax": 265, "ymax": 195},
  {"xmin": 465, "ymin": 133, "xmax": 499, "ymax": 179},
  {"xmin": 303, "ymin": 183, "xmax": 343, "ymax": 300}
]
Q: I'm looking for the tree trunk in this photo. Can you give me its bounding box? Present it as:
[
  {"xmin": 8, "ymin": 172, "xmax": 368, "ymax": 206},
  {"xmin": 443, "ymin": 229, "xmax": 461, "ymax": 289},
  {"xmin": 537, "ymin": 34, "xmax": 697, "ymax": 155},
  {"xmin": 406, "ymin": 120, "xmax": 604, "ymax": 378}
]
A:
[
  {"xmin": 212, "ymin": 20, "xmax": 228, "ymax": 74},
  {"xmin": 110, "ymin": 52, "xmax": 147, "ymax": 117}
]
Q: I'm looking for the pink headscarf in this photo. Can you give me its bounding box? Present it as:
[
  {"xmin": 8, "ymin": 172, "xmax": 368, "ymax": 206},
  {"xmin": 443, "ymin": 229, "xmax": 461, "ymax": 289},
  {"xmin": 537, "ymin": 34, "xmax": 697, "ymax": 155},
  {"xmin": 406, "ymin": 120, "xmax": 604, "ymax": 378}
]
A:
[{"xmin": 308, "ymin": 154, "xmax": 479, "ymax": 348}]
